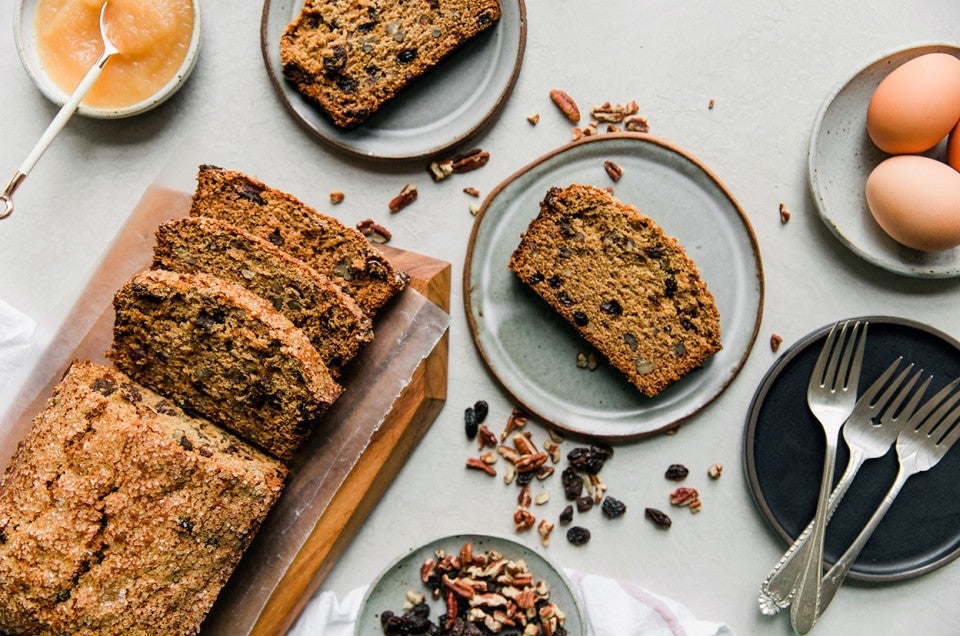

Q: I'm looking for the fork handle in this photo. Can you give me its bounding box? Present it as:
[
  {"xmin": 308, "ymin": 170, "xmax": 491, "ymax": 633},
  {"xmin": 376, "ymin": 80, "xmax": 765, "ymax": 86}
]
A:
[
  {"xmin": 758, "ymin": 450, "xmax": 865, "ymax": 614},
  {"xmin": 816, "ymin": 467, "xmax": 909, "ymax": 618},
  {"xmin": 791, "ymin": 439, "xmax": 839, "ymax": 633}
]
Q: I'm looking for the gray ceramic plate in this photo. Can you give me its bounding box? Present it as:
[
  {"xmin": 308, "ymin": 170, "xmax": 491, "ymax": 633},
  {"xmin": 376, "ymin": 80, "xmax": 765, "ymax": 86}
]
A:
[
  {"xmin": 464, "ymin": 133, "xmax": 764, "ymax": 440},
  {"xmin": 354, "ymin": 533, "xmax": 584, "ymax": 635},
  {"xmin": 808, "ymin": 43, "xmax": 960, "ymax": 278},
  {"xmin": 260, "ymin": 0, "xmax": 526, "ymax": 161}
]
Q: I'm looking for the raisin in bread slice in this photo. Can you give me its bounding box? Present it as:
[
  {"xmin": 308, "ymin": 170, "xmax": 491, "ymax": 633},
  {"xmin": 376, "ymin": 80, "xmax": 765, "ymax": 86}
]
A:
[
  {"xmin": 509, "ymin": 184, "xmax": 722, "ymax": 397},
  {"xmin": 280, "ymin": 0, "xmax": 501, "ymax": 128},
  {"xmin": 109, "ymin": 269, "xmax": 342, "ymax": 461},
  {"xmin": 0, "ymin": 360, "xmax": 285, "ymax": 635},
  {"xmin": 189, "ymin": 165, "xmax": 407, "ymax": 316},
  {"xmin": 154, "ymin": 216, "xmax": 374, "ymax": 374}
]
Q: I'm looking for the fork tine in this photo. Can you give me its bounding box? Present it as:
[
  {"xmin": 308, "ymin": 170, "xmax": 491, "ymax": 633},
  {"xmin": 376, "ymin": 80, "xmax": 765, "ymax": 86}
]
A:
[
  {"xmin": 935, "ymin": 403, "xmax": 960, "ymax": 447},
  {"xmin": 811, "ymin": 322, "xmax": 842, "ymax": 390},
  {"xmin": 844, "ymin": 322, "xmax": 868, "ymax": 391},
  {"xmin": 856, "ymin": 357, "xmax": 902, "ymax": 406},
  {"xmin": 880, "ymin": 368, "xmax": 925, "ymax": 419},
  {"xmin": 892, "ymin": 374, "xmax": 933, "ymax": 423},
  {"xmin": 912, "ymin": 379, "xmax": 960, "ymax": 436},
  {"xmin": 830, "ymin": 321, "xmax": 861, "ymax": 391},
  {"xmin": 824, "ymin": 322, "xmax": 853, "ymax": 390}
]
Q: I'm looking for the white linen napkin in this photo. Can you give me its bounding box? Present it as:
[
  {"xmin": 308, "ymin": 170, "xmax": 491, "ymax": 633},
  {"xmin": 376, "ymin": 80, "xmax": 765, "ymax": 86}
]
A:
[
  {"xmin": 0, "ymin": 297, "xmax": 35, "ymax": 392},
  {"xmin": 290, "ymin": 570, "xmax": 734, "ymax": 636}
]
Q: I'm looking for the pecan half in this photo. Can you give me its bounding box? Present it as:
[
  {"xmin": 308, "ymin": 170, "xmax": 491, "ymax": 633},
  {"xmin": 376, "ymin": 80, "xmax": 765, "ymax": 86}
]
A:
[
  {"xmin": 466, "ymin": 457, "xmax": 496, "ymax": 476},
  {"xmin": 388, "ymin": 183, "xmax": 418, "ymax": 213},
  {"xmin": 451, "ymin": 148, "xmax": 490, "ymax": 173},
  {"xmin": 355, "ymin": 218, "xmax": 391, "ymax": 243},
  {"xmin": 549, "ymin": 89, "xmax": 581, "ymax": 122},
  {"xmin": 604, "ymin": 160, "xmax": 623, "ymax": 182}
]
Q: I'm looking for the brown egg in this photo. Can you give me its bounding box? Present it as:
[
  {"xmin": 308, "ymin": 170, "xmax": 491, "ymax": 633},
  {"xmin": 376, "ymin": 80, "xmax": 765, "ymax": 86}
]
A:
[
  {"xmin": 866, "ymin": 155, "xmax": 960, "ymax": 251},
  {"xmin": 948, "ymin": 117, "xmax": 960, "ymax": 172},
  {"xmin": 867, "ymin": 53, "xmax": 960, "ymax": 154}
]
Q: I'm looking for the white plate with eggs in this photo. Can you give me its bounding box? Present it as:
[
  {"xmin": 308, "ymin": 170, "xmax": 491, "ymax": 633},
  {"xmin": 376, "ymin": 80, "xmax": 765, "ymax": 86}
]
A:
[{"xmin": 809, "ymin": 43, "xmax": 960, "ymax": 278}]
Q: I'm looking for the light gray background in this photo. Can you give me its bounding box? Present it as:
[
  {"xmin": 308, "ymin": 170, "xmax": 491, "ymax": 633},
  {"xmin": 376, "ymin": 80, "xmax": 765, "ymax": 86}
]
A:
[{"xmin": 2, "ymin": 2, "xmax": 960, "ymax": 634}]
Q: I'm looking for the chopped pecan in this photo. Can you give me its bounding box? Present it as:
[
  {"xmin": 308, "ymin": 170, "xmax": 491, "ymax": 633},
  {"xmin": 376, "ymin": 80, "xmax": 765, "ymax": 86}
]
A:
[
  {"xmin": 670, "ymin": 486, "xmax": 702, "ymax": 512},
  {"xmin": 708, "ymin": 463, "xmax": 724, "ymax": 479},
  {"xmin": 451, "ymin": 148, "xmax": 490, "ymax": 173},
  {"xmin": 329, "ymin": 191, "xmax": 345, "ymax": 204},
  {"xmin": 512, "ymin": 433, "xmax": 538, "ymax": 456},
  {"xmin": 549, "ymin": 89, "xmax": 581, "ymax": 122},
  {"xmin": 591, "ymin": 100, "xmax": 640, "ymax": 123},
  {"xmin": 501, "ymin": 407, "xmax": 528, "ymax": 439},
  {"xmin": 779, "ymin": 202, "xmax": 791, "ymax": 224},
  {"xmin": 420, "ymin": 558, "xmax": 435, "ymax": 584},
  {"xmin": 466, "ymin": 457, "xmax": 496, "ymax": 476},
  {"xmin": 355, "ymin": 218, "xmax": 391, "ymax": 244},
  {"xmin": 624, "ymin": 115, "xmax": 650, "ymax": 133},
  {"xmin": 527, "ymin": 113, "xmax": 540, "ymax": 125},
  {"xmin": 428, "ymin": 159, "xmax": 454, "ymax": 181},
  {"xmin": 515, "ymin": 451, "xmax": 549, "ymax": 473},
  {"xmin": 463, "ymin": 186, "xmax": 480, "ymax": 197},
  {"xmin": 538, "ymin": 519, "xmax": 554, "ymax": 547},
  {"xmin": 514, "ymin": 506, "xmax": 536, "ymax": 531},
  {"xmin": 388, "ymin": 183, "xmax": 418, "ymax": 213},
  {"xmin": 478, "ymin": 424, "xmax": 498, "ymax": 449},
  {"xmin": 604, "ymin": 160, "xmax": 623, "ymax": 182},
  {"xmin": 770, "ymin": 333, "xmax": 783, "ymax": 352},
  {"xmin": 497, "ymin": 444, "xmax": 520, "ymax": 463},
  {"xmin": 518, "ymin": 485, "xmax": 532, "ymax": 508}
]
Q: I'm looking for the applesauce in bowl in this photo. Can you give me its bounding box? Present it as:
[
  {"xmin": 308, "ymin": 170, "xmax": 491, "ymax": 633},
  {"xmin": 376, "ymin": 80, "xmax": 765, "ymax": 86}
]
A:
[{"xmin": 15, "ymin": 0, "xmax": 202, "ymax": 118}]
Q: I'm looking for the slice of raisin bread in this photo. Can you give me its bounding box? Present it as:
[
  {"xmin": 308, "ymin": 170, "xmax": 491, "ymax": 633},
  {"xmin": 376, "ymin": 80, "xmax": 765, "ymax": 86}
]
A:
[
  {"xmin": 109, "ymin": 269, "xmax": 342, "ymax": 461},
  {"xmin": 280, "ymin": 0, "xmax": 502, "ymax": 128},
  {"xmin": 0, "ymin": 360, "xmax": 285, "ymax": 635},
  {"xmin": 189, "ymin": 165, "xmax": 407, "ymax": 316},
  {"xmin": 153, "ymin": 216, "xmax": 374, "ymax": 374},
  {"xmin": 509, "ymin": 184, "xmax": 722, "ymax": 397}
]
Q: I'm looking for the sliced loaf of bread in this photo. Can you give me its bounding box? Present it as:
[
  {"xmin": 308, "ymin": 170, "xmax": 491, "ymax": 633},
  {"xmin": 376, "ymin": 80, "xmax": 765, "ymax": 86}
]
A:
[
  {"xmin": 509, "ymin": 184, "xmax": 722, "ymax": 397},
  {"xmin": 0, "ymin": 360, "xmax": 285, "ymax": 635},
  {"xmin": 109, "ymin": 269, "xmax": 342, "ymax": 461},
  {"xmin": 153, "ymin": 216, "xmax": 374, "ymax": 374},
  {"xmin": 189, "ymin": 165, "xmax": 407, "ymax": 317}
]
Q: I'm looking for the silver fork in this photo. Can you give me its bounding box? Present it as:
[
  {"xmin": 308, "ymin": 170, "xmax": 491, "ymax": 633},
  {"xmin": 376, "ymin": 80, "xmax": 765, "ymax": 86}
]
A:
[
  {"xmin": 757, "ymin": 357, "xmax": 927, "ymax": 615},
  {"xmin": 790, "ymin": 321, "xmax": 867, "ymax": 633},
  {"xmin": 813, "ymin": 377, "xmax": 960, "ymax": 623}
]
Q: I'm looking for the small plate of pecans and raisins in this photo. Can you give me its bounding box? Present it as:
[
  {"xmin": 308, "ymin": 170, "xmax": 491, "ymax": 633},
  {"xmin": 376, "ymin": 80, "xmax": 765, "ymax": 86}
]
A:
[
  {"xmin": 464, "ymin": 133, "xmax": 763, "ymax": 440},
  {"xmin": 260, "ymin": 0, "xmax": 527, "ymax": 161},
  {"xmin": 355, "ymin": 533, "xmax": 584, "ymax": 635}
]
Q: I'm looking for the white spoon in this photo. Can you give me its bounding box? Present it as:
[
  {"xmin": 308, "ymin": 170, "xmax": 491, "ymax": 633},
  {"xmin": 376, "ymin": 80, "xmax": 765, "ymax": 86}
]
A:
[{"xmin": 1, "ymin": 1, "xmax": 119, "ymax": 220}]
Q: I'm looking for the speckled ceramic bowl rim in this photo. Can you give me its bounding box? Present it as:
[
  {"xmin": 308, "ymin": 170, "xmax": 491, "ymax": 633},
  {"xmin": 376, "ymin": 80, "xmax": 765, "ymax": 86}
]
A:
[
  {"xmin": 807, "ymin": 42, "xmax": 960, "ymax": 278},
  {"xmin": 353, "ymin": 532, "xmax": 586, "ymax": 635},
  {"xmin": 259, "ymin": 0, "xmax": 527, "ymax": 162},
  {"xmin": 463, "ymin": 132, "xmax": 765, "ymax": 441},
  {"xmin": 14, "ymin": 0, "xmax": 203, "ymax": 119}
]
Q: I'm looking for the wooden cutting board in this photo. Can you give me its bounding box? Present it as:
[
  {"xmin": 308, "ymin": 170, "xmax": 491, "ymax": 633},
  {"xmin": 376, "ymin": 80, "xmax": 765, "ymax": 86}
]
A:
[{"xmin": 0, "ymin": 186, "xmax": 450, "ymax": 636}]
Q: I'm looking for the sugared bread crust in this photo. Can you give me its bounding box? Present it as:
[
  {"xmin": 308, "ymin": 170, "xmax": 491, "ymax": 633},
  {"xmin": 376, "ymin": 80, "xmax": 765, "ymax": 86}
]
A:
[
  {"xmin": 189, "ymin": 165, "xmax": 407, "ymax": 316},
  {"xmin": 280, "ymin": 0, "xmax": 502, "ymax": 128},
  {"xmin": 0, "ymin": 361, "xmax": 285, "ymax": 635},
  {"xmin": 109, "ymin": 269, "xmax": 342, "ymax": 461},
  {"xmin": 153, "ymin": 216, "xmax": 374, "ymax": 374},
  {"xmin": 509, "ymin": 184, "xmax": 722, "ymax": 397}
]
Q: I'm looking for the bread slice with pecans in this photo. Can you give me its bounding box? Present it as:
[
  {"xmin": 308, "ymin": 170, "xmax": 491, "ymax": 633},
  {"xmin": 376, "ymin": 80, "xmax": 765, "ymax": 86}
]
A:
[
  {"xmin": 0, "ymin": 360, "xmax": 285, "ymax": 635},
  {"xmin": 280, "ymin": 0, "xmax": 502, "ymax": 128},
  {"xmin": 509, "ymin": 184, "xmax": 722, "ymax": 397},
  {"xmin": 153, "ymin": 216, "xmax": 374, "ymax": 374},
  {"xmin": 189, "ymin": 165, "xmax": 407, "ymax": 316},
  {"xmin": 109, "ymin": 269, "xmax": 342, "ymax": 461}
]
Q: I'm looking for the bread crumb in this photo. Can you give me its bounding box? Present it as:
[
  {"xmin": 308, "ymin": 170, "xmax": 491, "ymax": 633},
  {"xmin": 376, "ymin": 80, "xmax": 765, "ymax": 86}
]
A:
[{"xmin": 779, "ymin": 203, "xmax": 791, "ymax": 224}]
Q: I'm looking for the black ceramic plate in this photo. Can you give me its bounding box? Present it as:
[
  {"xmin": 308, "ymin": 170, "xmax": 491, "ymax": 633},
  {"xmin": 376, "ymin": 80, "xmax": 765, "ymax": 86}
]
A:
[{"xmin": 745, "ymin": 316, "xmax": 960, "ymax": 582}]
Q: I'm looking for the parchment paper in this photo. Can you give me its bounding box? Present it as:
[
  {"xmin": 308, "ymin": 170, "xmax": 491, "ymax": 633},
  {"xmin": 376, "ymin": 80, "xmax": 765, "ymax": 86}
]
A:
[{"xmin": 0, "ymin": 159, "xmax": 450, "ymax": 632}]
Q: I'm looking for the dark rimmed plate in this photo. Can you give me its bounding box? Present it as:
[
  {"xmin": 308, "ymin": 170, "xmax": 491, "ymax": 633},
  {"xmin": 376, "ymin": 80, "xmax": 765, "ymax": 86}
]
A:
[
  {"xmin": 260, "ymin": 0, "xmax": 526, "ymax": 161},
  {"xmin": 354, "ymin": 533, "xmax": 584, "ymax": 635},
  {"xmin": 745, "ymin": 316, "xmax": 960, "ymax": 581},
  {"xmin": 464, "ymin": 133, "xmax": 764, "ymax": 440},
  {"xmin": 808, "ymin": 43, "xmax": 960, "ymax": 278}
]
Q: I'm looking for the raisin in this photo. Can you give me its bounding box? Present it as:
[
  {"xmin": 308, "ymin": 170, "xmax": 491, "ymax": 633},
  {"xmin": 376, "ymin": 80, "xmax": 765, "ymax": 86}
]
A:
[
  {"xmin": 178, "ymin": 518, "xmax": 194, "ymax": 532},
  {"xmin": 397, "ymin": 48, "xmax": 418, "ymax": 64},
  {"xmin": 90, "ymin": 377, "xmax": 117, "ymax": 396},
  {"xmin": 516, "ymin": 470, "xmax": 535, "ymax": 486},
  {"xmin": 645, "ymin": 245, "xmax": 665, "ymax": 259},
  {"xmin": 477, "ymin": 11, "xmax": 492, "ymax": 25},
  {"xmin": 600, "ymin": 299, "xmax": 623, "ymax": 315},
  {"xmin": 473, "ymin": 400, "xmax": 489, "ymax": 424},
  {"xmin": 556, "ymin": 291, "xmax": 574, "ymax": 306},
  {"xmin": 568, "ymin": 446, "xmax": 610, "ymax": 475},
  {"xmin": 591, "ymin": 444, "xmax": 614, "ymax": 461},
  {"xmin": 179, "ymin": 435, "xmax": 194, "ymax": 451},
  {"xmin": 573, "ymin": 311, "xmax": 589, "ymax": 326},
  {"xmin": 547, "ymin": 274, "xmax": 563, "ymax": 289},
  {"xmin": 322, "ymin": 45, "xmax": 347, "ymax": 73},
  {"xmin": 464, "ymin": 407, "xmax": 478, "ymax": 439},
  {"xmin": 238, "ymin": 183, "xmax": 265, "ymax": 205},
  {"xmin": 356, "ymin": 21, "xmax": 377, "ymax": 33},
  {"xmin": 337, "ymin": 75, "xmax": 358, "ymax": 94},
  {"xmin": 268, "ymin": 228, "xmax": 283, "ymax": 246},
  {"xmin": 529, "ymin": 272, "xmax": 545, "ymax": 284},
  {"xmin": 576, "ymin": 496, "xmax": 593, "ymax": 513},
  {"xmin": 664, "ymin": 276, "xmax": 678, "ymax": 298},
  {"xmin": 559, "ymin": 505, "xmax": 574, "ymax": 525},
  {"xmin": 561, "ymin": 466, "xmax": 584, "ymax": 500},
  {"xmin": 601, "ymin": 496, "xmax": 627, "ymax": 518},
  {"xmin": 558, "ymin": 246, "xmax": 572, "ymax": 259},
  {"xmin": 566, "ymin": 526, "xmax": 591, "ymax": 546},
  {"xmin": 665, "ymin": 464, "xmax": 689, "ymax": 481},
  {"xmin": 645, "ymin": 507, "xmax": 672, "ymax": 529}
]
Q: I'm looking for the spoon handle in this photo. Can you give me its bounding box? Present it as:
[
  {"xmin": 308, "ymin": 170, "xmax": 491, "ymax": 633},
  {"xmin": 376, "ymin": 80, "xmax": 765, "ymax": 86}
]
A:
[{"xmin": 19, "ymin": 49, "xmax": 115, "ymax": 177}]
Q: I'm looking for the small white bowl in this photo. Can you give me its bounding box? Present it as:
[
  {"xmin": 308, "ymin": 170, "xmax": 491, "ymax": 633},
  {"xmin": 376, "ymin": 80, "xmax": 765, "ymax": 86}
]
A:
[{"xmin": 13, "ymin": 0, "xmax": 202, "ymax": 119}]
